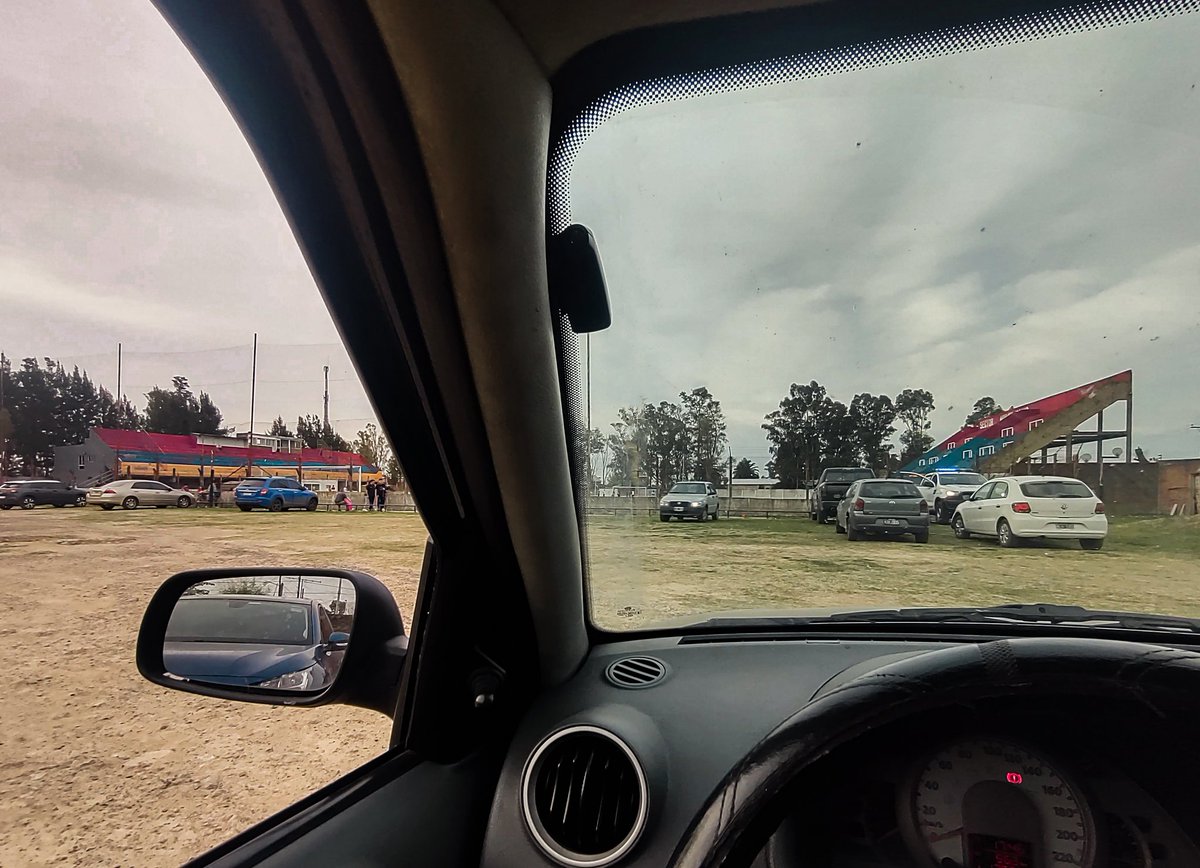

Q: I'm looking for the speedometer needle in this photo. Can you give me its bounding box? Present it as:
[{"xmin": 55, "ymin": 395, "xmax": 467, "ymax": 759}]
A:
[{"xmin": 927, "ymin": 826, "xmax": 964, "ymax": 843}]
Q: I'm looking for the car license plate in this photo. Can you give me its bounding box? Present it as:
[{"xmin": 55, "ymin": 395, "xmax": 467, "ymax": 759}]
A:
[
  {"xmin": 1054, "ymin": 522, "xmax": 1074, "ymax": 529},
  {"xmin": 673, "ymin": 506, "xmax": 683, "ymax": 512},
  {"xmin": 882, "ymin": 518, "xmax": 900, "ymax": 526}
]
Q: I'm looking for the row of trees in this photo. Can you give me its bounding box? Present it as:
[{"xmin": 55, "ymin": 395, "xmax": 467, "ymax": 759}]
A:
[
  {"xmin": 600, "ymin": 383, "xmax": 1002, "ymax": 489},
  {"xmin": 599, "ymin": 387, "xmax": 729, "ymax": 488},
  {"xmin": 0, "ymin": 356, "xmax": 399, "ymax": 480}
]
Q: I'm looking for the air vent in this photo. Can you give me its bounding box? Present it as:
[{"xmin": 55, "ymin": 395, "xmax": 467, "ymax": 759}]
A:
[
  {"xmin": 605, "ymin": 656, "xmax": 667, "ymax": 689},
  {"xmin": 522, "ymin": 726, "xmax": 647, "ymax": 867}
]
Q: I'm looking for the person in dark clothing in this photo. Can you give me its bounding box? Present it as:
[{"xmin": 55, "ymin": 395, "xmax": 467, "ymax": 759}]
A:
[
  {"xmin": 208, "ymin": 479, "xmax": 220, "ymax": 508},
  {"xmin": 376, "ymin": 480, "xmax": 388, "ymax": 512},
  {"xmin": 366, "ymin": 479, "xmax": 377, "ymax": 511}
]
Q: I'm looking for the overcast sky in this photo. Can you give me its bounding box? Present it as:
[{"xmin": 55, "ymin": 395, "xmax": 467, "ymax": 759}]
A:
[
  {"xmin": 0, "ymin": 1, "xmax": 375, "ymax": 436},
  {"xmin": 571, "ymin": 12, "xmax": 1200, "ymax": 467},
  {"xmin": 2, "ymin": 3, "xmax": 1197, "ymax": 465}
]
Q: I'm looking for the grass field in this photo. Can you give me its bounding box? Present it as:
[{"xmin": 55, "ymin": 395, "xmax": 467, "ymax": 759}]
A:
[
  {"xmin": 585, "ymin": 514, "xmax": 1200, "ymax": 629},
  {"xmin": 2, "ymin": 506, "xmax": 1198, "ymax": 865}
]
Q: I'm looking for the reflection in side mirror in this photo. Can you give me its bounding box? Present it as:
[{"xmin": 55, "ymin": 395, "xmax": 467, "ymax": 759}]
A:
[{"xmin": 164, "ymin": 574, "xmax": 357, "ymax": 692}]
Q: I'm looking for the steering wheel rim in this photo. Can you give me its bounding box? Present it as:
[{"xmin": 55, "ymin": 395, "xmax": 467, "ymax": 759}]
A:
[{"xmin": 668, "ymin": 637, "xmax": 1200, "ymax": 868}]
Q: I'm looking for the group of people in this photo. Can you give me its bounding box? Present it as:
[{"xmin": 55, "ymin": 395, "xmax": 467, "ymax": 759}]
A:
[{"xmin": 332, "ymin": 479, "xmax": 390, "ymax": 512}]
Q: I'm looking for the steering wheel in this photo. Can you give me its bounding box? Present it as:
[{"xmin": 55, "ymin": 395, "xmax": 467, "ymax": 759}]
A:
[{"xmin": 668, "ymin": 638, "xmax": 1200, "ymax": 868}]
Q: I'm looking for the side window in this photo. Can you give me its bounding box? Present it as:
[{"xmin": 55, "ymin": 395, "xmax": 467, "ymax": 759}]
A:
[
  {"xmin": 269, "ymin": 479, "xmax": 283, "ymax": 489},
  {"xmin": 153, "ymin": 483, "xmax": 172, "ymax": 491},
  {"xmin": 993, "ymin": 482, "xmax": 1009, "ymax": 498},
  {"xmin": 318, "ymin": 606, "xmax": 334, "ymax": 643},
  {"xmin": 974, "ymin": 482, "xmax": 996, "ymax": 500},
  {"xmin": 132, "ymin": 482, "xmax": 152, "ymax": 490}
]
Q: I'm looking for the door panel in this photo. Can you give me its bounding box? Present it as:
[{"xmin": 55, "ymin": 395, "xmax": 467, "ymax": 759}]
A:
[{"xmin": 204, "ymin": 750, "xmax": 500, "ymax": 868}]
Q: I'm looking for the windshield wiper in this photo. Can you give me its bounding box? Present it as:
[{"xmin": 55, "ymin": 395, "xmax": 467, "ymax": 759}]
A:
[{"xmin": 690, "ymin": 604, "xmax": 1200, "ymax": 634}]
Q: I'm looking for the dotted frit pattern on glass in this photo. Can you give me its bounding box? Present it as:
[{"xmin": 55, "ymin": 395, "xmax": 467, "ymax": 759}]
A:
[{"xmin": 546, "ymin": 0, "xmax": 1198, "ymax": 234}]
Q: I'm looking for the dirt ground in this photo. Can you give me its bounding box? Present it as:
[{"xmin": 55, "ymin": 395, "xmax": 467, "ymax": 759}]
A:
[
  {"xmin": 0, "ymin": 507, "xmax": 429, "ymax": 868},
  {"xmin": 3, "ymin": 508, "xmax": 1198, "ymax": 866}
]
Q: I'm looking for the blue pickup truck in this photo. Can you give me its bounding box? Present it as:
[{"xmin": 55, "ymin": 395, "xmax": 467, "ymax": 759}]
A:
[{"xmin": 234, "ymin": 477, "xmax": 319, "ymax": 512}]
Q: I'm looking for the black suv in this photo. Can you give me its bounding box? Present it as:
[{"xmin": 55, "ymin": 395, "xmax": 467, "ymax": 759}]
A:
[
  {"xmin": 0, "ymin": 479, "xmax": 88, "ymax": 510},
  {"xmin": 810, "ymin": 467, "xmax": 875, "ymax": 523}
]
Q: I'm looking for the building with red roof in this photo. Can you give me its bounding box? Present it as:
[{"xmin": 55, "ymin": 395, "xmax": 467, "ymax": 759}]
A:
[{"xmin": 52, "ymin": 427, "xmax": 381, "ymax": 491}]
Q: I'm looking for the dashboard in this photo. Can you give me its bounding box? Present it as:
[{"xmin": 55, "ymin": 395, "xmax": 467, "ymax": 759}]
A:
[{"xmin": 480, "ymin": 635, "xmax": 1200, "ymax": 868}]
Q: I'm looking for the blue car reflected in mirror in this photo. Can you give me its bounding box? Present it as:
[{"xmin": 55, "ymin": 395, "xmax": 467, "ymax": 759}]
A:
[{"xmin": 163, "ymin": 575, "xmax": 355, "ymax": 691}]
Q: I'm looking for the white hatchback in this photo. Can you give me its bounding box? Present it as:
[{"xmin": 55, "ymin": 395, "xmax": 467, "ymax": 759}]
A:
[{"xmin": 951, "ymin": 475, "xmax": 1107, "ymax": 550}]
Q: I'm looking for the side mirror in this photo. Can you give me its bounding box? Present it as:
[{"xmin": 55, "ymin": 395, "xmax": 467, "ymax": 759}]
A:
[{"xmin": 137, "ymin": 568, "xmax": 407, "ymax": 717}]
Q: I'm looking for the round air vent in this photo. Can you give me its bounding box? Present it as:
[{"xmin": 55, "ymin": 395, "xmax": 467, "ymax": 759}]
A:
[
  {"xmin": 605, "ymin": 656, "xmax": 667, "ymax": 689},
  {"xmin": 522, "ymin": 725, "xmax": 647, "ymax": 867}
]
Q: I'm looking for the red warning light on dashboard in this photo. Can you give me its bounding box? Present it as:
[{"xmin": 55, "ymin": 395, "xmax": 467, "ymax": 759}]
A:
[{"xmin": 1006, "ymin": 772, "xmax": 1023, "ymax": 784}]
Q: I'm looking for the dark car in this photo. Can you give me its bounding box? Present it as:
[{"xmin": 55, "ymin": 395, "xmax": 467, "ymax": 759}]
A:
[
  {"xmin": 0, "ymin": 479, "xmax": 88, "ymax": 510},
  {"xmin": 163, "ymin": 595, "xmax": 347, "ymax": 689},
  {"xmin": 835, "ymin": 478, "xmax": 931, "ymax": 543},
  {"xmin": 809, "ymin": 466, "xmax": 875, "ymax": 523}
]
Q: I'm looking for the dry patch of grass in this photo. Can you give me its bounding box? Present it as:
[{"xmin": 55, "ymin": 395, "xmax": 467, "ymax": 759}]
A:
[{"xmin": 585, "ymin": 515, "xmax": 1200, "ymax": 629}]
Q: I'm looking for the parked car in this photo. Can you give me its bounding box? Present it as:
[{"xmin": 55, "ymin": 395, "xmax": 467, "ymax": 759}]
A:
[
  {"xmin": 916, "ymin": 469, "xmax": 989, "ymax": 524},
  {"xmin": 0, "ymin": 478, "xmax": 87, "ymax": 510},
  {"xmin": 951, "ymin": 475, "xmax": 1108, "ymax": 549},
  {"xmin": 163, "ymin": 595, "xmax": 347, "ymax": 689},
  {"xmin": 810, "ymin": 466, "xmax": 875, "ymax": 523},
  {"xmin": 658, "ymin": 481, "xmax": 720, "ymax": 521},
  {"xmin": 235, "ymin": 476, "xmax": 320, "ymax": 512},
  {"xmin": 835, "ymin": 478, "xmax": 930, "ymax": 543},
  {"xmin": 87, "ymin": 479, "xmax": 195, "ymax": 510}
]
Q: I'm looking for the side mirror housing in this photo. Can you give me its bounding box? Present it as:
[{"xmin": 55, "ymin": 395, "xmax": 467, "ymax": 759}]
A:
[{"xmin": 137, "ymin": 568, "xmax": 407, "ymax": 717}]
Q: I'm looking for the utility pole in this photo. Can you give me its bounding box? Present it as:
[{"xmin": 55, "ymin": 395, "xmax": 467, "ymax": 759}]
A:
[
  {"xmin": 323, "ymin": 365, "xmax": 330, "ymax": 429},
  {"xmin": 728, "ymin": 449, "xmax": 734, "ymax": 501},
  {"xmin": 116, "ymin": 342, "xmax": 122, "ymax": 410},
  {"xmin": 247, "ymin": 333, "xmax": 258, "ymax": 476}
]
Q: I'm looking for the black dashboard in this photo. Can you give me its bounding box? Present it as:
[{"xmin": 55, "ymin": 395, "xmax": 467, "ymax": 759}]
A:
[{"xmin": 480, "ymin": 635, "xmax": 1200, "ymax": 868}]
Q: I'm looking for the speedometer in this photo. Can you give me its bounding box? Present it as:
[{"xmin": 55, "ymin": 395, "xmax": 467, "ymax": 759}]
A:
[{"xmin": 905, "ymin": 738, "xmax": 1094, "ymax": 867}]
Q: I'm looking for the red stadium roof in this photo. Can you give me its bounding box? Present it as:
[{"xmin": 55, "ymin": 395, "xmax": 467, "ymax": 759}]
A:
[{"xmin": 92, "ymin": 427, "xmax": 369, "ymax": 466}]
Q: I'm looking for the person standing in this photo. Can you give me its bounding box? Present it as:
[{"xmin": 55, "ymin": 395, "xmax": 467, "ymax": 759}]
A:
[
  {"xmin": 376, "ymin": 479, "xmax": 388, "ymax": 512},
  {"xmin": 208, "ymin": 478, "xmax": 220, "ymax": 509},
  {"xmin": 366, "ymin": 479, "xmax": 377, "ymax": 511}
]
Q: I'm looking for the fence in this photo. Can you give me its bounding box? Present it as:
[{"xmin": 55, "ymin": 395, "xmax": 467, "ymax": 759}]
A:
[{"xmin": 588, "ymin": 489, "xmax": 811, "ymax": 518}]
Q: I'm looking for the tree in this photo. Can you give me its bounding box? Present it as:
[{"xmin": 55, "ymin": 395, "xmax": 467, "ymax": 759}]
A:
[
  {"xmin": 733, "ymin": 458, "xmax": 759, "ymax": 479},
  {"xmin": 847, "ymin": 393, "xmax": 897, "ymax": 471},
  {"xmin": 353, "ymin": 422, "xmax": 391, "ymax": 469},
  {"xmin": 762, "ymin": 381, "xmax": 829, "ymax": 487},
  {"xmin": 296, "ymin": 414, "xmax": 350, "ymax": 452},
  {"xmin": 895, "ymin": 388, "xmax": 935, "ymax": 464},
  {"xmin": 680, "ymin": 387, "xmax": 727, "ymax": 483},
  {"xmin": 964, "ymin": 396, "xmax": 1000, "ymax": 427},
  {"xmin": 268, "ymin": 416, "xmax": 294, "ymax": 438},
  {"xmin": 144, "ymin": 376, "xmax": 226, "ymax": 435}
]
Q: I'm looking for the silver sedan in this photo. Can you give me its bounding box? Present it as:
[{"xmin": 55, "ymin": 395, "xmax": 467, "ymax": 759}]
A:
[
  {"xmin": 88, "ymin": 479, "xmax": 196, "ymax": 510},
  {"xmin": 835, "ymin": 478, "xmax": 931, "ymax": 543}
]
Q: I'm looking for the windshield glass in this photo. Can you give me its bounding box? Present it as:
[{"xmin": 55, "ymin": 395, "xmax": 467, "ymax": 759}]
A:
[
  {"xmin": 563, "ymin": 5, "xmax": 1200, "ymax": 631},
  {"xmin": 166, "ymin": 599, "xmax": 312, "ymax": 644},
  {"xmin": 941, "ymin": 473, "xmax": 987, "ymax": 486},
  {"xmin": 1020, "ymin": 480, "xmax": 1095, "ymax": 499},
  {"xmin": 669, "ymin": 483, "xmax": 707, "ymax": 495},
  {"xmin": 860, "ymin": 482, "xmax": 922, "ymax": 499},
  {"xmin": 825, "ymin": 470, "xmax": 873, "ymax": 483}
]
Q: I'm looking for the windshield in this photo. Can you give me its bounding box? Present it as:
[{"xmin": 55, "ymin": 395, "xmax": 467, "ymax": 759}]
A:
[
  {"xmin": 166, "ymin": 599, "xmax": 312, "ymax": 645},
  {"xmin": 562, "ymin": 5, "xmax": 1200, "ymax": 631},
  {"xmin": 860, "ymin": 482, "xmax": 922, "ymax": 499},
  {"xmin": 825, "ymin": 470, "xmax": 873, "ymax": 483},
  {"xmin": 1020, "ymin": 480, "xmax": 1095, "ymax": 499},
  {"xmin": 941, "ymin": 473, "xmax": 987, "ymax": 486},
  {"xmin": 669, "ymin": 483, "xmax": 707, "ymax": 495}
]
